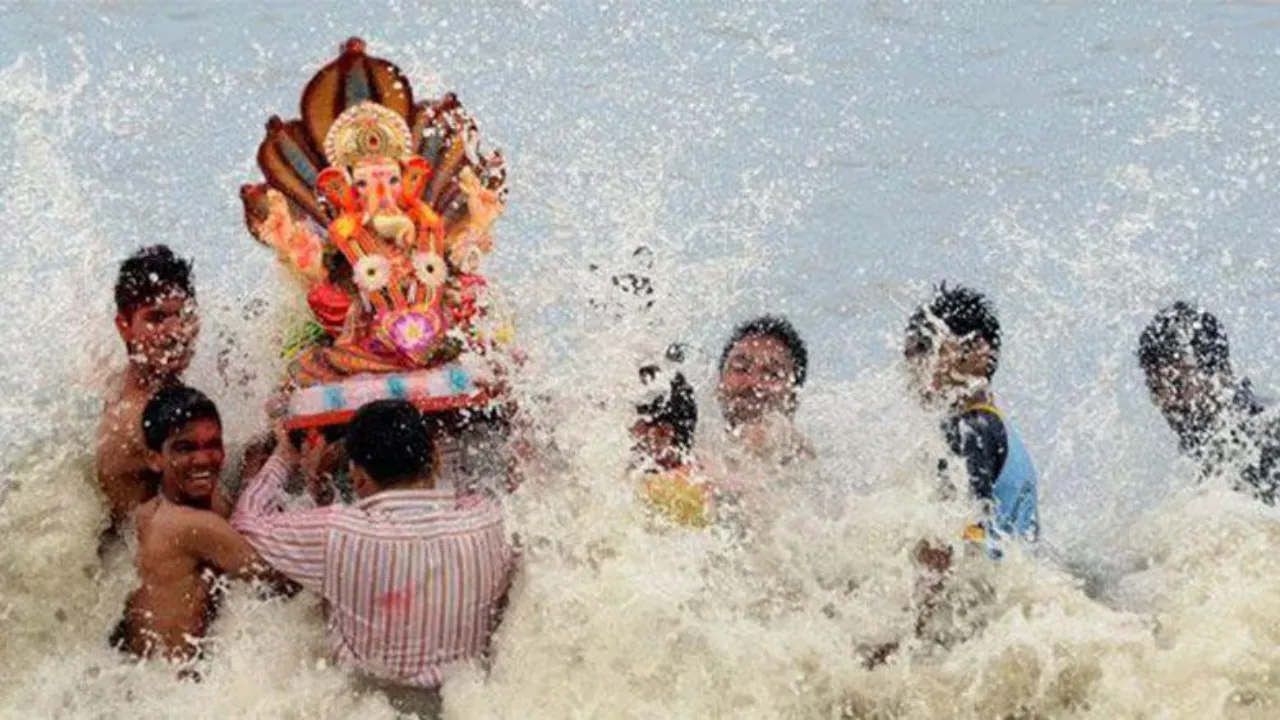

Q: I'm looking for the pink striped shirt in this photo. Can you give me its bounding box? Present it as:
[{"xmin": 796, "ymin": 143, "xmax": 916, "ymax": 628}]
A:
[{"xmin": 231, "ymin": 453, "xmax": 513, "ymax": 689}]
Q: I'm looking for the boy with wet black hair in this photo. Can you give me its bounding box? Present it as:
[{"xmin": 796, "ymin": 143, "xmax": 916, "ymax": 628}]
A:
[
  {"xmin": 633, "ymin": 347, "xmax": 711, "ymax": 527},
  {"xmin": 633, "ymin": 345, "xmax": 699, "ymax": 472},
  {"xmin": 715, "ymin": 315, "xmax": 814, "ymax": 466},
  {"xmin": 98, "ymin": 245, "xmax": 201, "ymax": 530},
  {"xmin": 717, "ymin": 316, "xmax": 808, "ymax": 426},
  {"xmin": 115, "ymin": 385, "xmax": 275, "ymax": 663},
  {"xmin": 904, "ymin": 283, "xmax": 1039, "ymax": 555},
  {"xmin": 1137, "ymin": 302, "xmax": 1279, "ymax": 504},
  {"xmin": 864, "ymin": 286, "xmax": 1040, "ymax": 669}
]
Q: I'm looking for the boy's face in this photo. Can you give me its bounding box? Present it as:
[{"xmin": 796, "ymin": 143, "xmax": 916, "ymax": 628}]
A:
[
  {"xmin": 118, "ymin": 289, "xmax": 199, "ymax": 376},
  {"xmin": 904, "ymin": 324, "xmax": 991, "ymax": 407},
  {"xmin": 717, "ymin": 335, "xmax": 797, "ymax": 427},
  {"xmin": 152, "ymin": 417, "xmax": 224, "ymax": 509},
  {"xmin": 116, "ymin": 292, "xmax": 199, "ymax": 377},
  {"xmin": 1145, "ymin": 359, "xmax": 1224, "ymax": 434}
]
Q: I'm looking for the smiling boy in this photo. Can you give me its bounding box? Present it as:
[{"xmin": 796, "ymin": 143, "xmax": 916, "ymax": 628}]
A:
[{"xmin": 113, "ymin": 386, "xmax": 274, "ymax": 662}]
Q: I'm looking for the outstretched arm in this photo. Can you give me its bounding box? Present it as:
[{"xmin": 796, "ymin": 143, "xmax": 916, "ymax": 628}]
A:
[
  {"xmin": 179, "ymin": 510, "xmax": 273, "ymax": 581},
  {"xmin": 231, "ymin": 439, "xmax": 333, "ymax": 594}
]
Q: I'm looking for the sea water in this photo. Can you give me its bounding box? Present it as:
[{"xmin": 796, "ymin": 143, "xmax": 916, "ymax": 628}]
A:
[{"xmin": 3, "ymin": 1, "xmax": 1280, "ymax": 717}]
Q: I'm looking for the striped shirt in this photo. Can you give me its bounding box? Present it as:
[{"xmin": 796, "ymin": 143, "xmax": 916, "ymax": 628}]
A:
[{"xmin": 231, "ymin": 452, "xmax": 513, "ymax": 689}]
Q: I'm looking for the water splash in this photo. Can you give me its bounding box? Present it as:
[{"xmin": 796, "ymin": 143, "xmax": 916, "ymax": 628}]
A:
[{"xmin": 5, "ymin": 2, "xmax": 1280, "ymax": 718}]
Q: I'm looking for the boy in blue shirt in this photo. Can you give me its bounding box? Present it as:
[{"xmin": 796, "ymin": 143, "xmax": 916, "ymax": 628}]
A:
[
  {"xmin": 865, "ymin": 285, "xmax": 1041, "ymax": 667},
  {"xmin": 904, "ymin": 284, "xmax": 1039, "ymax": 558}
]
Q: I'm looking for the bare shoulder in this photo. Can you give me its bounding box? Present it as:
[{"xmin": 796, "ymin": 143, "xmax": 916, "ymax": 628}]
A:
[
  {"xmin": 98, "ymin": 387, "xmax": 146, "ymax": 456},
  {"xmin": 159, "ymin": 502, "xmax": 225, "ymax": 530},
  {"xmin": 140, "ymin": 499, "xmax": 186, "ymax": 538},
  {"xmin": 145, "ymin": 501, "xmax": 215, "ymax": 539},
  {"xmin": 136, "ymin": 496, "xmax": 162, "ymax": 527},
  {"xmin": 134, "ymin": 497, "xmax": 172, "ymax": 555},
  {"xmin": 97, "ymin": 373, "xmax": 133, "ymax": 423},
  {"xmin": 146, "ymin": 503, "xmax": 238, "ymax": 562}
]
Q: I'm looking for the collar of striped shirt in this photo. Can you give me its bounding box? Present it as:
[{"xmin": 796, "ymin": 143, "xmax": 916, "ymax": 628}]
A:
[{"xmin": 356, "ymin": 488, "xmax": 457, "ymax": 513}]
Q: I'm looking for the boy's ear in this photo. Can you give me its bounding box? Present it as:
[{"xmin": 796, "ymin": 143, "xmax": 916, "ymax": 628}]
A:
[
  {"xmin": 114, "ymin": 312, "xmax": 132, "ymax": 343},
  {"xmin": 350, "ymin": 462, "xmax": 376, "ymax": 498},
  {"xmin": 146, "ymin": 448, "xmax": 165, "ymax": 476}
]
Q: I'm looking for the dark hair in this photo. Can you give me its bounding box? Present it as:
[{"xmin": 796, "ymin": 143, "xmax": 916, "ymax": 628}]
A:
[
  {"xmin": 636, "ymin": 371, "xmax": 698, "ymax": 451},
  {"xmin": 906, "ymin": 283, "xmax": 1002, "ymax": 377},
  {"xmin": 718, "ymin": 315, "xmax": 808, "ymax": 387},
  {"xmin": 1137, "ymin": 302, "xmax": 1231, "ymax": 377},
  {"xmin": 114, "ymin": 245, "xmax": 195, "ymax": 318},
  {"xmin": 345, "ymin": 400, "xmax": 433, "ymax": 486},
  {"xmin": 141, "ymin": 385, "xmax": 221, "ymax": 452}
]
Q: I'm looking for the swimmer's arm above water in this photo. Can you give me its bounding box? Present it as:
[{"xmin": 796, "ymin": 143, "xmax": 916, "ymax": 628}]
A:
[
  {"xmin": 232, "ymin": 431, "xmax": 300, "ymax": 519},
  {"xmin": 210, "ymin": 432, "xmax": 278, "ymax": 519},
  {"xmin": 96, "ymin": 444, "xmax": 151, "ymax": 529},
  {"xmin": 860, "ymin": 540, "xmax": 954, "ymax": 670}
]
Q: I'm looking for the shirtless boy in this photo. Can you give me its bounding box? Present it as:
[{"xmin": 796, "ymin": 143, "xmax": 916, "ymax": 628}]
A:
[
  {"xmin": 113, "ymin": 385, "xmax": 272, "ymax": 662},
  {"xmin": 97, "ymin": 245, "xmax": 200, "ymax": 530}
]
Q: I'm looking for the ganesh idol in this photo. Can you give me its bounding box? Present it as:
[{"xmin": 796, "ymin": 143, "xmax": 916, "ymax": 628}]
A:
[{"xmin": 240, "ymin": 38, "xmax": 512, "ymax": 430}]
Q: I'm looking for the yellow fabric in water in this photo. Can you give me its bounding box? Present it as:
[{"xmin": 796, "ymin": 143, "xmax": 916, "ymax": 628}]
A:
[{"xmin": 641, "ymin": 470, "xmax": 712, "ymax": 528}]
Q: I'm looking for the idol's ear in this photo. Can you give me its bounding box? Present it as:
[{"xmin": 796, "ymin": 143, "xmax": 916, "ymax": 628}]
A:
[
  {"xmin": 316, "ymin": 167, "xmax": 359, "ymax": 214},
  {"xmin": 240, "ymin": 183, "xmax": 273, "ymax": 244}
]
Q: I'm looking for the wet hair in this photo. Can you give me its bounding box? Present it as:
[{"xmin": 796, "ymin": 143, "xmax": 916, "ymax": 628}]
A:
[
  {"xmin": 345, "ymin": 400, "xmax": 433, "ymax": 487},
  {"xmin": 718, "ymin": 316, "xmax": 809, "ymax": 387},
  {"xmin": 141, "ymin": 385, "xmax": 221, "ymax": 452},
  {"xmin": 906, "ymin": 283, "xmax": 1002, "ymax": 377},
  {"xmin": 1137, "ymin": 301, "xmax": 1231, "ymax": 378},
  {"xmin": 636, "ymin": 370, "xmax": 698, "ymax": 451},
  {"xmin": 114, "ymin": 245, "xmax": 195, "ymax": 318}
]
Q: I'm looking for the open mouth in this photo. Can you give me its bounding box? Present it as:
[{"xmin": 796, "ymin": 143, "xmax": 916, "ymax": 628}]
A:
[{"xmin": 185, "ymin": 470, "xmax": 217, "ymax": 493}]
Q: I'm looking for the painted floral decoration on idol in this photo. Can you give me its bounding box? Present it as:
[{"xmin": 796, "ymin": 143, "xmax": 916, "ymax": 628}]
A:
[{"xmin": 239, "ymin": 37, "xmax": 513, "ymax": 428}]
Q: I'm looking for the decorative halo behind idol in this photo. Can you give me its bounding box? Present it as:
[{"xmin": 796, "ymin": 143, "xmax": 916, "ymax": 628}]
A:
[{"xmin": 239, "ymin": 37, "xmax": 513, "ymax": 429}]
